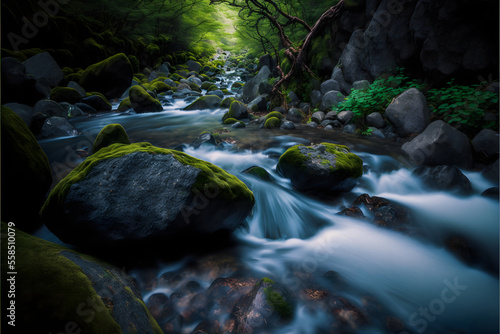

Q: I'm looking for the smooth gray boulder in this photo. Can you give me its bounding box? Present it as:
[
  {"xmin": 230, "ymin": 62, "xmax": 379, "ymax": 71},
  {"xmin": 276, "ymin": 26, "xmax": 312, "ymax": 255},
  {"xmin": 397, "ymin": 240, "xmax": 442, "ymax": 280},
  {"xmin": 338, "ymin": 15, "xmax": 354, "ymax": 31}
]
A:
[
  {"xmin": 242, "ymin": 66, "xmax": 271, "ymax": 103},
  {"xmin": 337, "ymin": 110, "xmax": 354, "ymax": 125},
  {"xmin": 401, "ymin": 121, "xmax": 473, "ymax": 169},
  {"xmin": 320, "ymin": 90, "xmax": 345, "ymax": 111},
  {"xmin": 321, "ymin": 79, "xmax": 341, "ymax": 95},
  {"xmin": 412, "ymin": 165, "xmax": 472, "ymax": 195},
  {"xmin": 38, "ymin": 117, "xmax": 79, "ymax": 139},
  {"xmin": 311, "ymin": 111, "xmax": 326, "ymax": 124},
  {"xmin": 385, "ymin": 88, "xmax": 430, "ymax": 137}
]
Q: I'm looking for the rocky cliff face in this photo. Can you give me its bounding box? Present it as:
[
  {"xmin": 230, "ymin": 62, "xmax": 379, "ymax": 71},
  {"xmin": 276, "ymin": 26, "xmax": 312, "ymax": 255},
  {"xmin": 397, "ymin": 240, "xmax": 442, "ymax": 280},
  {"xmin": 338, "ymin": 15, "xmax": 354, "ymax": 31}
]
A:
[{"xmin": 326, "ymin": 0, "xmax": 498, "ymax": 93}]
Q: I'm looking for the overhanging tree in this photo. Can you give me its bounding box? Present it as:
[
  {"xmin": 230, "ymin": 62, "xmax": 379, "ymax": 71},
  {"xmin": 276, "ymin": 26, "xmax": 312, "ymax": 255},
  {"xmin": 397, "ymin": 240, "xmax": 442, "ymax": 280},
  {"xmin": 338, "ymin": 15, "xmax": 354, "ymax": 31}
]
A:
[{"xmin": 210, "ymin": 0, "xmax": 346, "ymax": 106}]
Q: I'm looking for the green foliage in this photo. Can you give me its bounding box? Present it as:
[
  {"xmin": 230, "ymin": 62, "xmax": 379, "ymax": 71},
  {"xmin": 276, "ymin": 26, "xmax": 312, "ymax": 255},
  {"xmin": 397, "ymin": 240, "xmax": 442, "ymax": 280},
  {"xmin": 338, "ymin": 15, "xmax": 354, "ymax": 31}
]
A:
[
  {"xmin": 426, "ymin": 80, "xmax": 499, "ymax": 132},
  {"xmin": 337, "ymin": 68, "xmax": 424, "ymax": 122}
]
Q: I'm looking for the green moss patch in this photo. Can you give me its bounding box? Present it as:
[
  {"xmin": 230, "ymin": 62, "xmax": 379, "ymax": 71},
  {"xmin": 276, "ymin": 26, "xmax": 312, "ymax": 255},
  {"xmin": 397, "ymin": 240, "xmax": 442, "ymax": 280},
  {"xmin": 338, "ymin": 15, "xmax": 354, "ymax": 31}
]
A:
[{"xmin": 117, "ymin": 97, "xmax": 132, "ymax": 112}]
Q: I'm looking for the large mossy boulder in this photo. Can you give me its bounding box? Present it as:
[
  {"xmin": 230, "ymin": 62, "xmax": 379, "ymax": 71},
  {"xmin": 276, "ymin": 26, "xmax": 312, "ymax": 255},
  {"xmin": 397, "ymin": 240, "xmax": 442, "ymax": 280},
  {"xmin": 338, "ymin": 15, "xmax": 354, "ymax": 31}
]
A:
[
  {"xmin": 41, "ymin": 142, "xmax": 255, "ymax": 250},
  {"xmin": 79, "ymin": 53, "xmax": 133, "ymax": 100},
  {"xmin": 1, "ymin": 106, "xmax": 52, "ymax": 232},
  {"xmin": 277, "ymin": 143, "xmax": 363, "ymax": 192},
  {"xmin": 184, "ymin": 95, "xmax": 222, "ymax": 110},
  {"xmin": 92, "ymin": 124, "xmax": 131, "ymax": 153},
  {"xmin": 0, "ymin": 223, "xmax": 162, "ymax": 333},
  {"xmin": 129, "ymin": 85, "xmax": 163, "ymax": 113}
]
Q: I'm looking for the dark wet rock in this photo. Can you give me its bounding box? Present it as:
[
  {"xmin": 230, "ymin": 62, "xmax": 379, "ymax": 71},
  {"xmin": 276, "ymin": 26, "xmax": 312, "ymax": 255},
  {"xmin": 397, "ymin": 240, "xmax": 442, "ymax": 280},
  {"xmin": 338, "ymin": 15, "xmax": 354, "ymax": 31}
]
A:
[
  {"xmin": 80, "ymin": 53, "xmax": 133, "ymax": 100},
  {"xmin": 471, "ymin": 129, "xmax": 499, "ymax": 163},
  {"xmin": 320, "ymin": 90, "xmax": 344, "ymax": 111},
  {"xmin": 369, "ymin": 127, "xmax": 386, "ymax": 138},
  {"xmin": 23, "ymin": 52, "xmax": 64, "ymax": 87},
  {"xmin": 352, "ymin": 80, "xmax": 370, "ymax": 91},
  {"xmin": 321, "ymin": 79, "xmax": 341, "ymax": 95},
  {"xmin": 311, "ymin": 89, "xmax": 323, "ymax": 107},
  {"xmin": 311, "ymin": 111, "xmax": 326, "ymax": 124},
  {"xmin": 75, "ymin": 102, "xmax": 98, "ymax": 114},
  {"xmin": 343, "ymin": 124, "xmax": 356, "ymax": 133},
  {"xmin": 481, "ymin": 187, "xmax": 499, "ymax": 200},
  {"xmin": 412, "ymin": 165, "xmax": 472, "ymax": 195},
  {"xmin": 186, "ymin": 60, "xmax": 202, "ymax": 73},
  {"xmin": 325, "ymin": 110, "xmax": 338, "ymax": 120},
  {"xmin": 482, "ymin": 159, "xmax": 499, "ymax": 184},
  {"xmin": 280, "ymin": 121, "xmax": 296, "ymax": 130},
  {"xmin": 401, "ymin": 121, "xmax": 473, "ymax": 169},
  {"xmin": 231, "ymin": 121, "xmax": 245, "ymax": 129},
  {"xmin": 386, "ymin": 88, "xmax": 430, "ymax": 137},
  {"xmin": 242, "ymin": 66, "xmax": 270, "ymax": 103},
  {"xmin": 67, "ymin": 80, "xmax": 86, "ymax": 97},
  {"xmin": 38, "ymin": 116, "xmax": 79, "ymax": 139},
  {"xmin": 286, "ymin": 108, "xmax": 305, "ymax": 123},
  {"xmin": 231, "ymin": 278, "xmax": 295, "ymax": 332},
  {"xmin": 277, "ymin": 143, "xmax": 363, "ymax": 193},
  {"xmin": 205, "ymin": 277, "xmax": 258, "ymax": 318},
  {"xmin": 306, "ymin": 121, "xmax": 319, "ymax": 128},
  {"xmin": 366, "ymin": 112, "xmax": 385, "ymax": 128},
  {"xmin": 337, "ymin": 110, "xmax": 354, "ymax": 125},
  {"xmin": 336, "ymin": 206, "xmax": 365, "ymax": 219},
  {"xmin": 146, "ymin": 293, "xmax": 175, "ymax": 327},
  {"xmin": 1, "ymin": 57, "xmax": 45, "ymax": 105},
  {"xmin": 247, "ymin": 94, "xmax": 268, "ymax": 112},
  {"xmin": 191, "ymin": 132, "xmax": 218, "ymax": 149},
  {"xmin": 354, "ymin": 194, "xmax": 411, "ymax": 230},
  {"xmin": 41, "ymin": 142, "xmax": 255, "ymax": 251},
  {"xmin": 1, "ymin": 107, "xmax": 52, "ymax": 232}
]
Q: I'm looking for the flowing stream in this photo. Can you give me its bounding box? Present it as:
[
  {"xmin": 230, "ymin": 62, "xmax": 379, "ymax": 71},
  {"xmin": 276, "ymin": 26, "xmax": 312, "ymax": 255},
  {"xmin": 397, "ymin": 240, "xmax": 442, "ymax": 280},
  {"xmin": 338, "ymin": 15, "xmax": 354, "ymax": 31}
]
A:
[{"xmin": 36, "ymin": 70, "xmax": 499, "ymax": 334}]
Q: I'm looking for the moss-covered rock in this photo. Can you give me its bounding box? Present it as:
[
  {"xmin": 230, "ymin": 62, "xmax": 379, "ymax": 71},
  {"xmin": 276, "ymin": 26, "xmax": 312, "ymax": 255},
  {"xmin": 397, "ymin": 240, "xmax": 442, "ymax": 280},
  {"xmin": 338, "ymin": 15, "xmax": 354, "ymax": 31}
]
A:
[
  {"xmin": 277, "ymin": 143, "xmax": 363, "ymax": 193},
  {"xmin": 0, "ymin": 223, "xmax": 162, "ymax": 333},
  {"xmin": 264, "ymin": 117, "xmax": 281, "ymax": 129},
  {"xmin": 1, "ymin": 106, "xmax": 52, "ymax": 232},
  {"xmin": 80, "ymin": 53, "xmax": 133, "ymax": 100},
  {"xmin": 222, "ymin": 100, "xmax": 248, "ymax": 122},
  {"xmin": 231, "ymin": 82, "xmax": 244, "ymax": 90},
  {"xmin": 265, "ymin": 111, "xmax": 285, "ymax": 121},
  {"xmin": 41, "ymin": 142, "xmax": 255, "ymax": 249},
  {"xmin": 49, "ymin": 87, "xmax": 82, "ymax": 104},
  {"xmin": 92, "ymin": 124, "xmax": 131, "ymax": 153},
  {"xmin": 129, "ymin": 85, "xmax": 163, "ymax": 113},
  {"xmin": 81, "ymin": 93, "xmax": 112, "ymax": 112},
  {"xmin": 242, "ymin": 166, "xmax": 272, "ymax": 181},
  {"xmin": 150, "ymin": 81, "xmax": 171, "ymax": 93},
  {"xmin": 184, "ymin": 95, "xmax": 222, "ymax": 110},
  {"xmin": 201, "ymin": 82, "xmax": 214, "ymax": 90},
  {"xmin": 221, "ymin": 97, "xmax": 236, "ymax": 108},
  {"xmin": 117, "ymin": 97, "xmax": 132, "ymax": 112}
]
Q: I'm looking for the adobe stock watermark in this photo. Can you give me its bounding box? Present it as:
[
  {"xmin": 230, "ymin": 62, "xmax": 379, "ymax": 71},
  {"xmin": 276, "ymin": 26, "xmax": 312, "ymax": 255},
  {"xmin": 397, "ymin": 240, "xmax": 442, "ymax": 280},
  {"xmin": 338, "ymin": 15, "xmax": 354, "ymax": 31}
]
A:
[
  {"xmin": 400, "ymin": 277, "xmax": 467, "ymax": 334},
  {"xmin": 8, "ymin": 0, "xmax": 72, "ymax": 52}
]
